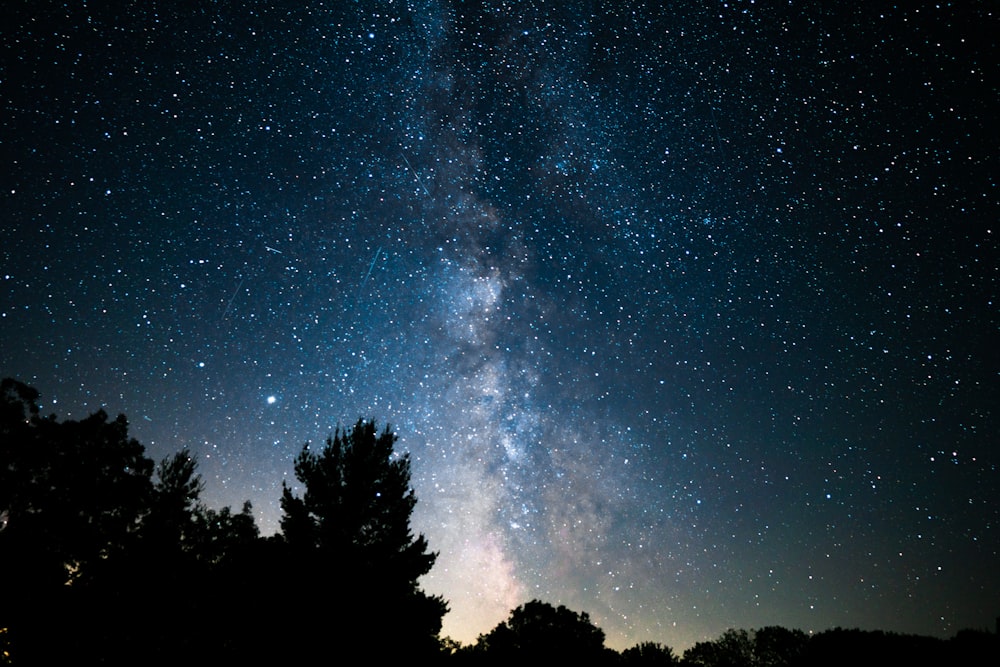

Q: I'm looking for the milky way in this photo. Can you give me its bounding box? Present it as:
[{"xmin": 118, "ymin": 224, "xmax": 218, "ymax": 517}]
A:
[{"xmin": 2, "ymin": 0, "xmax": 996, "ymax": 651}]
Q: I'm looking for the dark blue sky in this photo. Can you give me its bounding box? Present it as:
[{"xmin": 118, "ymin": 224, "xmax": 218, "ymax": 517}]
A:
[{"xmin": 2, "ymin": 0, "xmax": 996, "ymax": 651}]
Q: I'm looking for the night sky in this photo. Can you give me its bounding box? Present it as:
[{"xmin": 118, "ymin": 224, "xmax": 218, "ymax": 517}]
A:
[{"xmin": 2, "ymin": 0, "xmax": 997, "ymax": 652}]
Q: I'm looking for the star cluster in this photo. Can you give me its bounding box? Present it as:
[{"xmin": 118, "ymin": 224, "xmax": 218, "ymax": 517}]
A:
[{"xmin": 2, "ymin": 0, "xmax": 996, "ymax": 652}]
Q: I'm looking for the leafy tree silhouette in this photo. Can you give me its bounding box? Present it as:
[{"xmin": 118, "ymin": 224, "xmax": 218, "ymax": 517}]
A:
[
  {"xmin": 151, "ymin": 451, "xmax": 204, "ymax": 540},
  {"xmin": 0, "ymin": 379, "xmax": 259, "ymax": 663},
  {"xmin": 0, "ymin": 379, "xmax": 155, "ymax": 663},
  {"xmin": 754, "ymin": 626, "xmax": 808, "ymax": 667},
  {"xmin": 800, "ymin": 627, "xmax": 951, "ymax": 667},
  {"xmin": 681, "ymin": 628, "xmax": 754, "ymax": 667},
  {"xmin": 470, "ymin": 599, "xmax": 614, "ymax": 664},
  {"xmin": 621, "ymin": 640, "xmax": 680, "ymax": 665},
  {"xmin": 0, "ymin": 383, "xmax": 153, "ymax": 586},
  {"xmin": 274, "ymin": 419, "xmax": 447, "ymax": 660},
  {"xmin": 191, "ymin": 500, "xmax": 259, "ymax": 565},
  {"xmin": 120, "ymin": 449, "xmax": 260, "ymax": 661},
  {"xmin": 949, "ymin": 628, "xmax": 1000, "ymax": 666},
  {"xmin": 143, "ymin": 449, "xmax": 259, "ymax": 565}
]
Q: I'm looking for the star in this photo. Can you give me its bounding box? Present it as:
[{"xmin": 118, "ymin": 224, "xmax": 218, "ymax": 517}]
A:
[{"xmin": 1, "ymin": 0, "xmax": 994, "ymax": 653}]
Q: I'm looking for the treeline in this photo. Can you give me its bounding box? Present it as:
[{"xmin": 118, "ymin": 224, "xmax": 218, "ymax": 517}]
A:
[
  {"xmin": 1, "ymin": 378, "xmax": 996, "ymax": 665},
  {"xmin": 0, "ymin": 378, "xmax": 445, "ymax": 664}
]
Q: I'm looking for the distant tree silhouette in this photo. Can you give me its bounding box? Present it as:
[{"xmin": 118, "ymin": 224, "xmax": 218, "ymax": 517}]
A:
[
  {"xmin": 0, "ymin": 377, "xmax": 40, "ymax": 435},
  {"xmin": 439, "ymin": 635, "xmax": 466, "ymax": 658},
  {"xmin": 682, "ymin": 628, "xmax": 754, "ymax": 667},
  {"xmin": 676, "ymin": 625, "xmax": 992, "ymax": 667},
  {"xmin": 680, "ymin": 626, "xmax": 810, "ymax": 667},
  {"xmin": 949, "ymin": 628, "xmax": 1000, "ymax": 666},
  {"xmin": 621, "ymin": 641, "xmax": 680, "ymax": 665},
  {"xmin": 800, "ymin": 627, "xmax": 950, "ymax": 667},
  {"xmin": 191, "ymin": 500, "xmax": 259, "ymax": 564},
  {"xmin": 470, "ymin": 599, "xmax": 614, "ymax": 663},
  {"xmin": 754, "ymin": 626, "xmax": 808, "ymax": 666},
  {"xmin": 275, "ymin": 419, "xmax": 447, "ymax": 660},
  {"xmin": 116, "ymin": 449, "xmax": 261, "ymax": 661}
]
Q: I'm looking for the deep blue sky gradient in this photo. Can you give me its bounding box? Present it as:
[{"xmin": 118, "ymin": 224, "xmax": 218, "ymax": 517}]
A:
[{"xmin": 2, "ymin": 0, "xmax": 996, "ymax": 651}]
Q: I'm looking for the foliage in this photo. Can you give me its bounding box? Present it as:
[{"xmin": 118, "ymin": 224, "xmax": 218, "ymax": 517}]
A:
[
  {"xmin": 680, "ymin": 626, "xmax": 809, "ymax": 667},
  {"xmin": 281, "ymin": 419, "xmax": 436, "ymax": 578},
  {"xmin": 470, "ymin": 599, "xmax": 614, "ymax": 663},
  {"xmin": 191, "ymin": 500, "xmax": 260, "ymax": 564},
  {"xmin": 278, "ymin": 418, "xmax": 447, "ymax": 659},
  {"xmin": 0, "ymin": 379, "xmax": 154, "ymax": 591},
  {"xmin": 0, "ymin": 379, "xmax": 257, "ymax": 663},
  {"xmin": 621, "ymin": 641, "xmax": 680, "ymax": 665},
  {"xmin": 143, "ymin": 449, "xmax": 205, "ymax": 555},
  {"xmin": 754, "ymin": 626, "xmax": 809, "ymax": 666},
  {"xmin": 682, "ymin": 628, "xmax": 754, "ymax": 667}
]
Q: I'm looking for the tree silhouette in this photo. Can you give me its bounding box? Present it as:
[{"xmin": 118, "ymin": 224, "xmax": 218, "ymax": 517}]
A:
[
  {"xmin": 142, "ymin": 449, "xmax": 205, "ymax": 556},
  {"xmin": 2, "ymin": 392, "xmax": 152, "ymax": 567},
  {"xmin": 191, "ymin": 500, "xmax": 259, "ymax": 565},
  {"xmin": 0, "ymin": 390, "xmax": 153, "ymax": 588},
  {"xmin": 276, "ymin": 419, "xmax": 447, "ymax": 660},
  {"xmin": 681, "ymin": 628, "xmax": 754, "ymax": 667},
  {"xmin": 799, "ymin": 627, "xmax": 951, "ymax": 667},
  {"xmin": 0, "ymin": 379, "xmax": 155, "ymax": 662},
  {"xmin": 754, "ymin": 626, "xmax": 808, "ymax": 667},
  {"xmin": 471, "ymin": 599, "xmax": 614, "ymax": 663},
  {"xmin": 142, "ymin": 449, "xmax": 259, "ymax": 565},
  {"xmin": 0, "ymin": 379, "xmax": 260, "ymax": 663},
  {"xmin": 4, "ymin": 378, "xmax": 998, "ymax": 664},
  {"xmin": 621, "ymin": 641, "xmax": 680, "ymax": 665}
]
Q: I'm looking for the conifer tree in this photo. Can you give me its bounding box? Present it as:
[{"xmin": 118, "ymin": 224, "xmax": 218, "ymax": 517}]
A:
[{"xmin": 279, "ymin": 419, "xmax": 446, "ymax": 658}]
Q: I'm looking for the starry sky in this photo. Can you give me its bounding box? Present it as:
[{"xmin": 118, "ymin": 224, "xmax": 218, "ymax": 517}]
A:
[{"xmin": 2, "ymin": 0, "xmax": 997, "ymax": 652}]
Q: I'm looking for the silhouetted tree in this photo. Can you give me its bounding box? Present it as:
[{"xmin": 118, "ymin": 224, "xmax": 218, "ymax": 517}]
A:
[
  {"xmin": 0, "ymin": 379, "xmax": 261, "ymax": 664},
  {"xmin": 0, "ymin": 379, "xmax": 155, "ymax": 663},
  {"xmin": 141, "ymin": 449, "xmax": 258, "ymax": 565},
  {"xmin": 621, "ymin": 641, "xmax": 680, "ymax": 665},
  {"xmin": 276, "ymin": 419, "xmax": 447, "ymax": 660},
  {"xmin": 471, "ymin": 599, "xmax": 614, "ymax": 663},
  {"xmin": 682, "ymin": 628, "xmax": 754, "ymax": 667},
  {"xmin": 800, "ymin": 627, "xmax": 949, "ymax": 667},
  {"xmin": 679, "ymin": 626, "xmax": 810, "ymax": 667},
  {"xmin": 754, "ymin": 626, "xmax": 807, "ymax": 667},
  {"xmin": 949, "ymin": 628, "xmax": 1000, "ymax": 666},
  {"xmin": 115, "ymin": 449, "xmax": 261, "ymax": 661},
  {"xmin": 0, "ymin": 377, "xmax": 40, "ymax": 435},
  {"xmin": 191, "ymin": 500, "xmax": 259, "ymax": 564},
  {"xmin": 0, "ymin": 385, "xmax": 153, "ymax": 586},
  {"xmin": 281, "ymin": 420, "xmax": 435, "ymax": 579}
]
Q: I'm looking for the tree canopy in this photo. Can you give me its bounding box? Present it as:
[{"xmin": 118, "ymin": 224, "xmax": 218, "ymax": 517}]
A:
[
  {"xmin": 276, "ymin": 419, "xmax": 447, "ymax": 660},
  {"xmin": 466, "ymin": 599, "xmax": 614, "ymax": 664},
  {"xmin": 280, "ymin": 419, "xmax": 437, "ymax": 585},
  {"xmin": 0, "ymin": 378, "xmax": 255, "ymax": 662}
]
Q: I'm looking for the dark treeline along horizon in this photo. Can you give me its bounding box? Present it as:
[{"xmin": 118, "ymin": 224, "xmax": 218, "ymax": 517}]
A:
[{"xmin": 0, "ymin": 377, "xmax": 996, "ymax": 665}]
